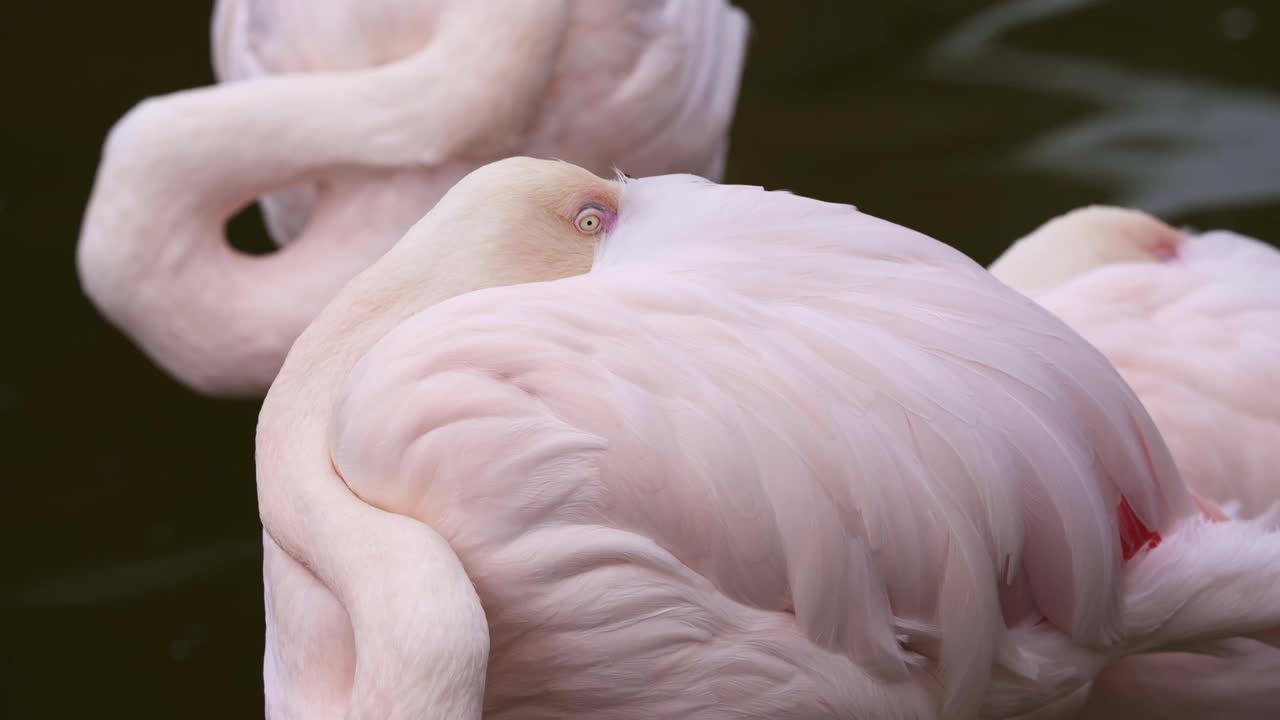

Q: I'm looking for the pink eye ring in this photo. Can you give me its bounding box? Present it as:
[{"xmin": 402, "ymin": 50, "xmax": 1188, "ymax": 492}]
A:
[{"xmin": 574, "ymin": 206, "xmax": 607, "ymax": 235}]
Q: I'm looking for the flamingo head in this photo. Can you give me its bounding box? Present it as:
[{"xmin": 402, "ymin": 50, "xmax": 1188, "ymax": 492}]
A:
[
  {"xmin": 386, "ymin": 157, "xmax": 621, "ymax": 285},
  {"xmin": 989, "ymin": 205, "xmax": 1186, "ymax": 294}
]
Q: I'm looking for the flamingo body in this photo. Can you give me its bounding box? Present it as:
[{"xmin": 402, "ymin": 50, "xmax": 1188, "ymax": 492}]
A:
[
  {"xmin": 990, "ymin": 206, "xmax": 1280, "ymax": 719},
  {"xmin": 257, "ymin": 160, "xmax": 1280, "ymax": 719},
  {"xmin": 991, "ymin": 207, "xmax": 1280, "ymax": 520},
  {"xmin": 79, "ymin": 0, "xmax": 749, "ymax": 396}
]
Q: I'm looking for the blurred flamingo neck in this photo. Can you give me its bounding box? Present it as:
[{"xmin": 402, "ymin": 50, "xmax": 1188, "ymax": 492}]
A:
[{"xmin": 80, "ymin": 0, "xmax": 573, "ymax": 397}]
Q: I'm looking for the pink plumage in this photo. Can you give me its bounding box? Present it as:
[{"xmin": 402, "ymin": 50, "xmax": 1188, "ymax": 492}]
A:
[
  {"xmin": 990, "ymin": 206, "xmax": 1280, "ymax": 719},
  {"xmin": 79, "ymin": 0, "xmax": 749, "ymax": 397},
  {"xmin": 994, "ymin": 208, "xmax": 1280, "ymax": 520},
  {"xmin": 257, "ymin": 160, "xmax": 1280, "ymax": 719}
]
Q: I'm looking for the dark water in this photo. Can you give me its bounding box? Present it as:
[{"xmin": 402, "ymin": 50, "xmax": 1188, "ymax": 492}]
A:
[{"xmin": 5, "ymin": 1, "xmax": 1279, "ymax": 717}]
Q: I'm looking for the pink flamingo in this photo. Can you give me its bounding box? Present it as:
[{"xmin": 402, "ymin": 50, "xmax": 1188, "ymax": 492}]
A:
[
  {"xmin": 78, "ymin": 0, "xmax": 748, "ymax": 397},
  {"xmin": 989, "ymin": 206, "xmax": 1280, "ymax": 719},
  {"xmin": 256, "ymin": 157, "xmax": 1280, "ymax": 718},
  {"xmin": 990, "ymin": 206, "xmax": 1280, "ymax": 520}
]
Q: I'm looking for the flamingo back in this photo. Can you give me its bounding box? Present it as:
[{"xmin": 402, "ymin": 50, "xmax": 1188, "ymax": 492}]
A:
[
  {"xmin": 1033, "ymin": 229, "xmax": 1280, "ymax": 518},
  {"xmin": 327, "ymin": 176, "xmax": 1198, "ymax": 718}
]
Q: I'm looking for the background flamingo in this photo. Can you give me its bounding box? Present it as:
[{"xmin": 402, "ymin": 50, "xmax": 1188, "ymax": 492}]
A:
[
  {"xmin": 990, "ymin": 206, "xmax": 1280, "ymax": 520},
  {"xmin": 13, "ymin": 4, "xmax": 1279, "ymax": 717},
  {"xmin": 257, "ymin": 157, "xmax": 1280, "ymax": 718},
  {"xmin": 989, "ymin": 205, "xmax": 1280, "ymax": 719},
  {"xmin": 77, "ymin": 0, "xmax": 749, "ymax": 396}
]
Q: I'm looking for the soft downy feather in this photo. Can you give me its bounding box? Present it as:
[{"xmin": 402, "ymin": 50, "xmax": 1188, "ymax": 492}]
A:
[
  {"xmin": 989, "ymin": 208, "xmax": 1280, "ymax": 718},
  {"xmin": 1029, "ymin": 227, "xmax": 1280, "ymax": 519},
  {"xmin": 322, "ymin": 172, "xmax": 1280, "ymax": 718}
]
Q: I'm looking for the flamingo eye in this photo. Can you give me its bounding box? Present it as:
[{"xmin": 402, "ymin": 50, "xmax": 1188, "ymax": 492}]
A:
[{"xmin": 574, "ymin": 206, "xmax": 606, "ymax": 235}]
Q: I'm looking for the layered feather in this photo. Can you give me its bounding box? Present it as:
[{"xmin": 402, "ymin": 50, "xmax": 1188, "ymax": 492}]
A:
[
  {"xmin": 321, "ymin": 175, "xmax": 1277, "ymax": 718},
  {"xmin": 1032, "ymin": 229, "xmax": 1280, "ymax": 518},
  {"xmin": 990, "ymin": 211, "xmax": 1280, "ymax": 718}
]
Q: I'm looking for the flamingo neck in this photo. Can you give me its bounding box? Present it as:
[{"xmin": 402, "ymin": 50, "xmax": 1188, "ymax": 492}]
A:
[{"xmin": 255, "ymin": 230, "xmax": 491, "ymax": 720}]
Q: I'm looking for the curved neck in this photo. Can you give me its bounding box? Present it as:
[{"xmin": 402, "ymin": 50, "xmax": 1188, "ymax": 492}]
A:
[
  {"xmin": 256, "ymin": 223, "xmax": 495, "ymax": 719},
  {"xmin": 78, "ymin": 1, "xmax": 569, "ymax": 396}
]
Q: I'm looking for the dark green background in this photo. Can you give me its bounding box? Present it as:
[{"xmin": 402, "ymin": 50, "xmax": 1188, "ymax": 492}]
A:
[{"xmin": 4, "ymin": 2, "xmax": 1278, "ymax": 717}]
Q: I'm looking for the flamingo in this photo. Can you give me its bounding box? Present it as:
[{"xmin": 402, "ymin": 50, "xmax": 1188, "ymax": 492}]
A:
[
  {"xmin": 256, "ymin": 157, "xmax": 1280, "ymax": 718},
  {"xmin": 77, "ymin": 0, "xmax": 749, "ymax": 397},
  {"xmin": 989, "ymin": 205, "xmax": 1280, "ymax": 719},
  {"xmin": 989, "ymin": 206, "xmax": 1280, "ymax": 520}
]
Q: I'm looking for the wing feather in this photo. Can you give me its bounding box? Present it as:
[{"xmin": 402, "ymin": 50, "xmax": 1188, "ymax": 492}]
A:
[
  {"xmin": 330, "ymin": 176, "xmax": 1200, "ymax": 716},
  {"xmin": 1035, "ymin": 229, "xmax": 1280, "ymax": 518}
]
